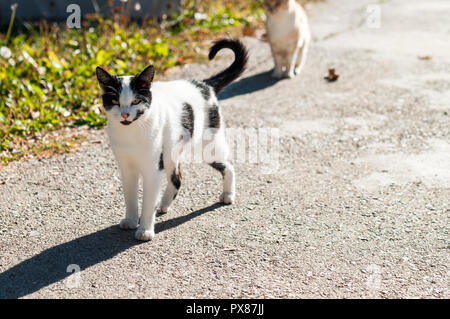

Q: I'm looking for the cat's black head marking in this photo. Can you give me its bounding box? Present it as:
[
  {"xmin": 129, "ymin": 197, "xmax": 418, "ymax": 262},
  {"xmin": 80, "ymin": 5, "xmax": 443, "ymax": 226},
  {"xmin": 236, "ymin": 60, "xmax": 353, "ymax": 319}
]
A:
[
  {"xmin": 96, "ymin": 66, "xmax": 122, "ymax": 94},
  {"xmin": 130, "ymin": 65, "xmax": 155, "ymax": 107},
  {"xmin": 96, "ymin": 66, "xmax": 123, "ymax": 110},
  {"xmin": 96, "ymin": 65, "xmax": 156, "ymax": 112},
  {"xmin": 134, "ymin": 109, "xmax": 145, "ymax": 121}
]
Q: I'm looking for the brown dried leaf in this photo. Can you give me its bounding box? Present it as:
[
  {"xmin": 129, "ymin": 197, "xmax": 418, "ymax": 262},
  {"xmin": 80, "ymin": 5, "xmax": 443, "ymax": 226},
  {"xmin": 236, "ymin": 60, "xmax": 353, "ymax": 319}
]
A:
[{"xmin": 324, "ymin": 68, "xmax": 339, "ymax": 82}]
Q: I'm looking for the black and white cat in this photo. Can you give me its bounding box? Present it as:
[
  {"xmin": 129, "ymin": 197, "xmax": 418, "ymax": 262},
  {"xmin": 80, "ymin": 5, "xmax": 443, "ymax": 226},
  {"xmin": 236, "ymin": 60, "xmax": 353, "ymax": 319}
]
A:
[{"xmin": 96, "ymin": 39, "xmax": 248, "ymax": 241}]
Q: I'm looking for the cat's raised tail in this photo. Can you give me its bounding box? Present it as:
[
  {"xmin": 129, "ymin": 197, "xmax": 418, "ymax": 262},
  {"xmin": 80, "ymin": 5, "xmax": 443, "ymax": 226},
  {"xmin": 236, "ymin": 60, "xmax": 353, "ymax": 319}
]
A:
[{"xmin": 203, "ymin": 39, "xmax": 249, "ymax": 94}]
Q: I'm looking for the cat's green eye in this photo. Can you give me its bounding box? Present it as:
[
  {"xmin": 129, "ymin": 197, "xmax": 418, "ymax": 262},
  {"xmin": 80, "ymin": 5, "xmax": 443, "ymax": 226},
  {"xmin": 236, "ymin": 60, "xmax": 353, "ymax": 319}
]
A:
[
  {"xmin": 131, "ymin": 99, "xmax": 141, "ymax": 105},
  {"xmin": 112, "ymin": 99, "xmax": 119, "ymax": 105}
]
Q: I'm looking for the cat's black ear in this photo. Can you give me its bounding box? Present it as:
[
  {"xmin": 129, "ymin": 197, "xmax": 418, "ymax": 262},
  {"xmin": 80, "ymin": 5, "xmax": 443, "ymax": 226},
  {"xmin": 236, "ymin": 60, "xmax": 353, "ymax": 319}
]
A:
[
  {"xmin": 96, "ymin": 66, "xmax": 117, "ymax": 92},
  {"xmin": 135, "ymin": 65, "xmax": 155, "ymax": 89}
]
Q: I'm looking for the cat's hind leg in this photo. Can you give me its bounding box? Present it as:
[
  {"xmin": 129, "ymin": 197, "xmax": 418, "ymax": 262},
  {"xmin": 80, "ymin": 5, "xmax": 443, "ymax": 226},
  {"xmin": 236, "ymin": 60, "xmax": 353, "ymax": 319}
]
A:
[
  {"xmin": 204, "ymin": 132, "xmax": 235, "ymax": 204},
  {"xmin": 280, "ymin": 39, "xmax": 302, "ymax": 79},
  {"xmin": 158, "ymin": 159, "xmax": 182, "ymax": 214},
  {"xmin": 209, "ymin": 161, "xmax": 235, "ymax": 204},
  {"xmin": 294, "ymin": 35, "xmax": 310, "ymax": 76},
  {"xmin": 135, "ymin": 165, "xmax": 164, "ymax": 241}
]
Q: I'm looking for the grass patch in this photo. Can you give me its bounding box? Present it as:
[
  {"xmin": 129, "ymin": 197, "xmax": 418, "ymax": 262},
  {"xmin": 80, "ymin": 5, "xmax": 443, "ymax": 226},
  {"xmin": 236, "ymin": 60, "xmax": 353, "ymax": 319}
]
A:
[{"xmin": 0, "ymin": 0, "xmax": 264, "ymax": 166}]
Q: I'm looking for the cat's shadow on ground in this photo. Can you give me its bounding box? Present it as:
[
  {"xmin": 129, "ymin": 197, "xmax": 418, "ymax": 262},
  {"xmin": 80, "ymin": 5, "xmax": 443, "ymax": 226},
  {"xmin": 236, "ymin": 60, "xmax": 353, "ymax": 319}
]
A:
[
  {"xmin": 218, "ymin": 70, "xmax": 282, "ymax": 100},
  {"xmin": 0, "ymin": 202, "xmax": 224, "ymax": 299},
  {"xmin": 0, "ymin": 72, "xmax": 280, "ymax": 299}
]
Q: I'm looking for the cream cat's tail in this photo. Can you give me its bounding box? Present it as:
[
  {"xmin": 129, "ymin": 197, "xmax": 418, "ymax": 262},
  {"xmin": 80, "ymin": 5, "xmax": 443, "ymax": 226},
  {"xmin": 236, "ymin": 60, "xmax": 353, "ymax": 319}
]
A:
[{"xmin": 203, "ymin": 39, "xmax": 249, "ymax": 94}]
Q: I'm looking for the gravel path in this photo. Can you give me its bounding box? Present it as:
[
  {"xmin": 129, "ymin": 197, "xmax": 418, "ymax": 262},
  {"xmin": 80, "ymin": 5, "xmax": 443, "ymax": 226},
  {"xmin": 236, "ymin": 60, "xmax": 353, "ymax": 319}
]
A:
[{"xmin": 0, "ymin": 0, "xmax": 449, "ymax": 298}]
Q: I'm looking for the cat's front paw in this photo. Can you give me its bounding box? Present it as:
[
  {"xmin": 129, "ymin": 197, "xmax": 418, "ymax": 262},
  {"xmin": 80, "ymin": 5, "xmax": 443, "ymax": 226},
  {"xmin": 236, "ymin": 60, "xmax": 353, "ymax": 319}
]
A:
[
  {"xmin": 119, "ymin": 218, "xmax": 138, "ymax": 230},
  {"xmin": 135, "ymin": 227, "xmax": 155, "ymax": 241},
  {"xmin": 220, "ymin": 192, "xmax": 235, "ymax": 205},
  {"xmin": 157, "ymin": 205, "xmax": 170, "ymax": 215},
  {"xmin": 271, "ymin": 69, "xmax": 284, "ymax": 79},
  {"xmin": 284, "ymin": 71, "xmax": 295, "ymax": 79}
]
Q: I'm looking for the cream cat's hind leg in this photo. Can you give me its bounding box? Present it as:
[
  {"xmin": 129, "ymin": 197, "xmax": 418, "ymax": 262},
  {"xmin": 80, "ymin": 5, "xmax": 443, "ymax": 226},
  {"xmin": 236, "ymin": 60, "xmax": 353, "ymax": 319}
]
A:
[
  {"xmin": 284, "ymin": 47, "xmax": 300, "ymax": 79},
  {"xmin": 294, "ymin": 37, "xmax": 310, "ymax": 76},
  {"xmin": 282, "ymin": 32, "xmax": 305, "ymax": 78}
]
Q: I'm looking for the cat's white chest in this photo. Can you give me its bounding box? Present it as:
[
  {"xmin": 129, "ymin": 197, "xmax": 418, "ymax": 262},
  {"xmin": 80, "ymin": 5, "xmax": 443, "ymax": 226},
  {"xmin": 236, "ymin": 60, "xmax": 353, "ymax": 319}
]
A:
[
  {"xmin": 107, "ymin": 122, "xmax": 149, "ymax": 146},
  {"xmin": 107, "ymin": 121, "xmax": 160, "ymax": 169},
  {"xmin": 267, "ymin": 7, "xmax": 294, "ymax": 33}
]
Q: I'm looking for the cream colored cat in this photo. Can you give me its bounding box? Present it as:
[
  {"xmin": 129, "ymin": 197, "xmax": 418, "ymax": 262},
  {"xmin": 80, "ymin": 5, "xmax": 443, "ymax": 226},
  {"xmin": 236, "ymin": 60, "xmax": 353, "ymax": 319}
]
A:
[{"xmin": 264, "ymin": 0, "xmax": 311, "ymax": 79}]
